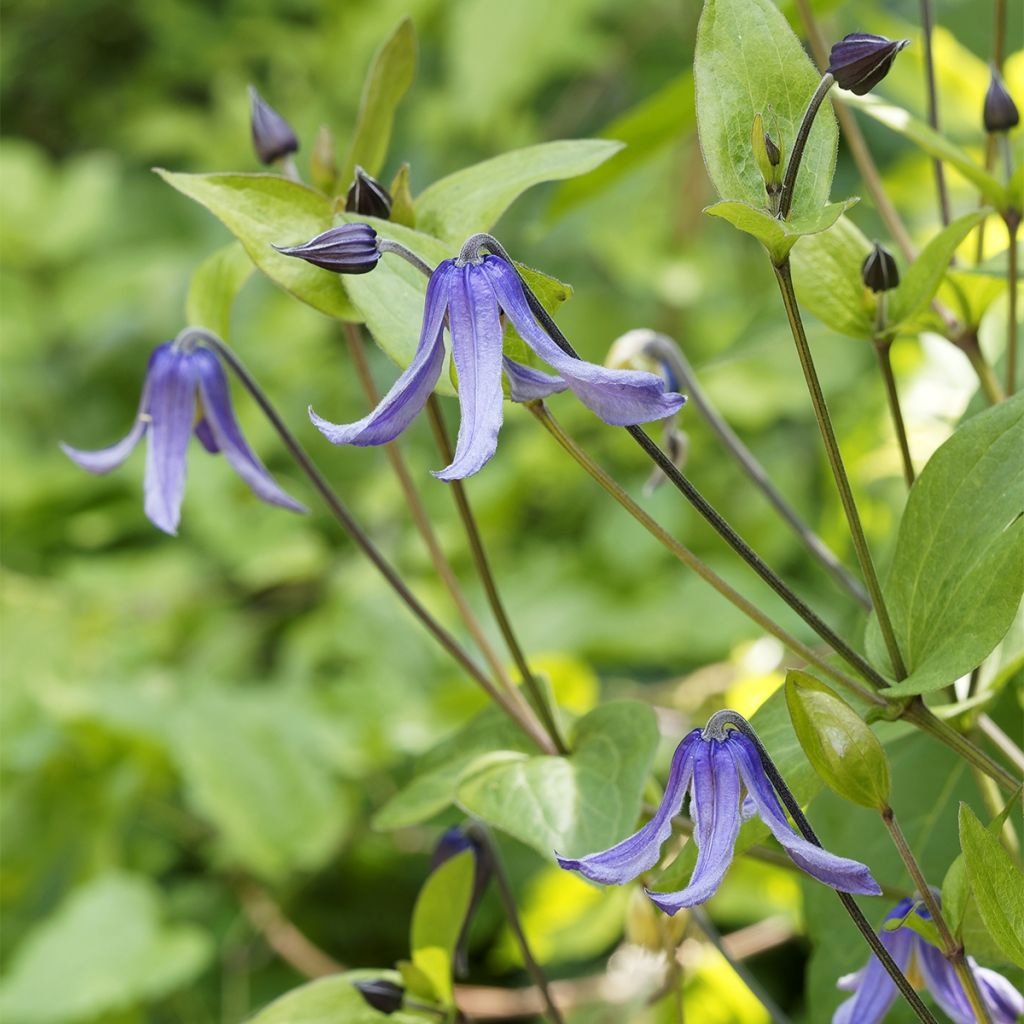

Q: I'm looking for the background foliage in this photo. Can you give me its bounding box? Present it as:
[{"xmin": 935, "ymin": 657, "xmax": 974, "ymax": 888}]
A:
[{"xmin": 1, "ymin": 0, "xmax": 1021, "ymax": 1022}]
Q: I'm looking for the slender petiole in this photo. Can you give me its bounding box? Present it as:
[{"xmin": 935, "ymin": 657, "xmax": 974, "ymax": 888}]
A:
[
  {"xmin": 778, "ymin": 73, "xmax": 835, "ymax": 220},
  {"xmin": 919, "ymin": 0, "xmax": 953, "ymax": 229},
  {"xmin": 872, "ymin": 297, "xmax": 915, "ymax": 488}
]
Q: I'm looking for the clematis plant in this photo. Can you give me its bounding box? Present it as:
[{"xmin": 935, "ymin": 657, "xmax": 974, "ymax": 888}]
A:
[{"xmin": 61, "ymin": 328, "xmax": 305, "ymax": 535}]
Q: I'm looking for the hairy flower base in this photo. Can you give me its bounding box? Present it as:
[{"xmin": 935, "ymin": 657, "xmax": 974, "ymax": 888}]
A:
[
  {"xmin": 61, "ymin": 334, "xmax": 305, "ymax": 534},
  {"xmin": 309, "ymin": 253, "xmax": 686, "ymax": 480},
  {"xmin": 835, "ymin": 899, "xmax": 1024, "ymax": 1023},
  {"xmin": 557, "ymin": 728, "xmax": 880, "ymax": 913}
]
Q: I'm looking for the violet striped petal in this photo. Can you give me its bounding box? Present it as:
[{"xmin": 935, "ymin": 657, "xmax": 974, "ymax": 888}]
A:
[
  {"xmin": 645, "ymin": 736, "xmax": 741, "ymax": 914},
  {"xmin": 973, "ymin": 965, "xmax": 1024, "ymax": 1024},
  {"xmin": 433, "ymin": 263, "xmax": 506, "ymax": 481},
  {"xmin": 482, "ymin": 256, "xmax": 686, "ymax": 426},
  {"xmin": 193, "ymin": 348, "xmax": 305, "ymax": 513},
  {"xmin": 832, "ymin": 918, "xmax": 915, "ymax": 1024},
  {"xmin": 194, "ymin": 417, "xmax": 219, "ymax": 454},
  {"xmin": 918, "ymin": 941, "xmax": 1024, "ymax": 1024},
  {"xmin": 502, "ymin": 357, "xmax": 568, "ymax": 402},
  {"xmin": 729, "ymin": 732, "xmax": 881, "ymax": 896},
  {"xmin": 311, "ymin": 261, "xmax": 453, "ymax": 446},
  {"xmin": 143, "ymin": 345, "xmax": 199, "ymax": 535},
  {"xmin": 557, "ymin": 730, "xmax": 699, "ymax": 885},
  {"xmin": 60, "ymin": 345, "xmax": 165, "ymax": 474}
]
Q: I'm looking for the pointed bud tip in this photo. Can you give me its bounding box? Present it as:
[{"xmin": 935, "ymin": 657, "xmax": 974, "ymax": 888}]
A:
[
  {"xmin": 346, "ymin": 166, "xmax": 393, "ymax": 219},
  {"xmin": 984, "ymin": 68, "xmax": 1020, "ymax": 133},
  {"xmin": 828, "ymin": 33, "xmax": 910, "ymax": 95},
  {"xmin": 248, "ymin": 84, "xmax": 299, "ymax": 165},
  {"xmin": 861, "ymin": 242, "xmax": 900, "ymax": 292},
  {"xmin": 353, "ymin": 979, "xmax": 405, "ymax": 1015}
]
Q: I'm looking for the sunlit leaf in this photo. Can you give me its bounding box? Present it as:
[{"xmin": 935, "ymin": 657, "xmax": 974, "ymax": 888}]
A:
[{"xmin": 186, "ymin": 241, "xmax": 253, "ymax": 339}]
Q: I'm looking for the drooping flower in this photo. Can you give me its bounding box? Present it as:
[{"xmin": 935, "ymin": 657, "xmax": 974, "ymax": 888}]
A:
[
  {"xmin": 61, "ymin": 329, "xmax": 305, "ymax": 535},
  {"xmin": 273, "ymin": 223, "xmax": 381, "ymax": 274},
  {"xmin": 983, "ymin": 66, "xmax": 1020, "ymax": 134},
  {"xmin": 305, "ymin": 250, "xmax": 685, "ymax": 480},
  {"xmin": 862, "ymin": 242, "xmax": 900, "ymax": 293},
  {"xmin": 556, "ymin": 725, "xmax": 880, "ymax": 914},
  {"xmin": 248, "ymin": 85, "xmax": 299, "ymax": 165},
  {"xmin": 834, "ymin": 899, "xmax": 1024, "ymax": 1024},
  {"xmin": 346, "ymin": 166, "xmax": 393, "ymax": 219},
  {"xmin": 828, "ymin": 34, "xmax": 910, "ymax": 95}
]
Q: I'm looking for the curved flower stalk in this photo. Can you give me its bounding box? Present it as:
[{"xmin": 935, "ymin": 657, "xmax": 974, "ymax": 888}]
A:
[
  {"xmin": 61, "ymin": 328, "xmax": 305, "ymax": 534},
  {"xmin": 303, "ymin": 244, "xmax": 685, "ymax": 480},
  {"xmin": 835, "ymin": 899, "xmax": 1024, "ymax": 1023},
  {"xmin": 557, "ymin": 722, "xmax": 880, "ymax": 914}
]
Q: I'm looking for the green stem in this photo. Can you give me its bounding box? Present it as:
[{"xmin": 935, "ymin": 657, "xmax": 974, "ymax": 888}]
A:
[
  {"xmin": 920, "ymin": 0, "xmax": 953, "ymax": 229},
  {"xmin": 426, "ymin": 396, "xmax": 569, "ymax": 755},
  {"xmin": 873, "ymin": 335, "xmax": 916, "ymax": 488},
  {"xmin": 206, "ymin": 334, "xmax": 558, "ymax": 756},
  {"xmin": 528, "ymin": 400, "xmax": 881, "ymax": 704},
  {"xmin": 774, "ymin": 260, "xmax": 908, "ymax": 679},
  {"xmin": 779, "ymin": 74, "xmax": 835, "ymax": 219},
  {"xmin": 958, "ymin": 330, "xmax": 1005, "ymax": 404},
  {"xmin": 880, "ymin": 807, "xmax": 994, "ymax": 1023}
]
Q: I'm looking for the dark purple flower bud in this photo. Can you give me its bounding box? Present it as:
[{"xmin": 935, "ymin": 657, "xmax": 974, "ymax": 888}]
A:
[
  {"xmin": 828, "ymin": 33, "xmax": 910, "ymax": 95},
  {"xmin": 352, "ymin": 979, "xmax": 405, "ymax": 1015},
  {"xmin": 346, "ymin": 166, "xmax": 393, "ymax": 220},
  {"xmin": 984, "ymin": 67, "xmax": 1020, "ymax": 134},
  {"xmin": 248, "ymin": 85, "xmax": 299, "ymax": 165},
  {"xmin": 861, "ymin": 242, "xmax": 900, "ymax": 293},
  {"xmin": 273, "ymin": 223, "xmax": 380, "ymax": 274}
]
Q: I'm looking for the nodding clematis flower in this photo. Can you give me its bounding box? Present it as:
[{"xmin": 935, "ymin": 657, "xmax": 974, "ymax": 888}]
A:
[
  {"xmin": 305, "ymin": 239, "xmax": 686, "ymax": 480},
  {"xmin": 557, "ymin": 723, "xmax": 880, "ymax": 915},
  {"xmin": 61, "ymin": 329, "xmax": 305, "ymax": 535},
  {"xmin": 834, "ymin": 898, "xmax": 1024, "ymax": 1024}
]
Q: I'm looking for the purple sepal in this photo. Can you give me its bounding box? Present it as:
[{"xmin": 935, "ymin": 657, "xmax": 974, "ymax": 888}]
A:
[
  {"xmin": 274, "ymin": 223, "xmax": 380, "ymax": 275},
  {"xmin": 502, "ymin": 357, "xmax": 568, "ymax": 401},
  {"xmin": 827, "ymin": 33, "xmax": 910, "ymax": 95}
]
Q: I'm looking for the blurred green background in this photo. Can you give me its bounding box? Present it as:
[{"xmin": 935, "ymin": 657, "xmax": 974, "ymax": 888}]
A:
[{"xmin": 2, "ymin": 0, "xmax": 1021, "ymax": 1021}]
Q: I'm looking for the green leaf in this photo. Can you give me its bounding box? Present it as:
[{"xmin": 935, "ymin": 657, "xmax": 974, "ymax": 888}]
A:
[
  {"xmin": 0, "ymin": 873, "xmax": 210, "ymax": 1024},
  {"xmin": 185, "ymin": 241, "xmax": 253, "ymax": 339},
  {"xmin": 170, "ymin": 693, "xmax": 351, "ymax": 881},
  {"xmin": 868, "ymin": 394, "xmax": 1024, "ymax": 695},
  {"xmin": 704, "ymin": 197, "xmax": 856, "ymax": 266},
  {"xmin": 694, "ymin": 0, "xmax": 838, "ymax": 218},
  {"xmin": 410, "ymin": 851, "xmax": 475, "ymax": 1006},
  {"xmin": 455, "ymin": 701, "xmax": 659, "ymax": 859},
  {"xmin": 842, "ymin": 95, "xmax": 1009, "ymax": 209},
  {"xmin": 959, "ymin": 802, "xmax": 1024, "ymax": 968},
  {"xmin": 785, "ymin": 670, "xmax": 891, "ymax": 810},
  {"xmin": 248, "ymin": 972, "xmax": 420, "ymax": 1024},
  {"xmin": 941, "ymin": 266, "xmax": 1007, "ymax": 330},
  {"xmin": 882, "ymin": 903, "xmax": 942, "ymax": 946},
  {"xmin": 415, "ymin": 139, "xmax": 623, "ymax": 245},
  {"xmin": 156, "ymin": 169, "xmax": 357, "ymax": 320},
  {"xmin": 886, "ymin": 209, "xmax": 989, "ymax": 329},
  {"xmin": 388, "ymin": 163, "xmax": 416, "ymax": 228},
  {"xmin": 340, "ymin": 18, "xmax": 417, "ymax": 185}
]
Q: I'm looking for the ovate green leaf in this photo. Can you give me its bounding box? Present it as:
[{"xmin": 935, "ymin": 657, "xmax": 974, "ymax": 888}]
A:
[
  {"xmin": 694, "ymin": 0, "xmax": 838, "ymax": 218},
  {"xmin": 186, "ymin": 241, "xmax": 253, "ymax": 339}
]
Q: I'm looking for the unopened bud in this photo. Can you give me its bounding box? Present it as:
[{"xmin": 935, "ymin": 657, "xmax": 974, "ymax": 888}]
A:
[
  {"xmin": 273, "ymin": 223, "xmax": 380, "ymax": 274},
  {"xmin": 248, "ymin": 85, "xmax": 299, "ymax": 165},
  {"xmin": 346, "ymin": 166, "xmax": 393, "ymax": 219},
  {"xmin": 353, "ymin": 979, "xmax": 405, "ymax": 1015},
  {"xmin": 310, "ymin": 125, "xmax": 338, "ymax": 194},
  {"xmin": 983, "ymin": 66, "xmax": 1020, "ymax": 134},
  {"xmin": 828, "ymin": 33, "xmax": 909, "ymax": 96},
  {"xmin": 752, "ymin": 112, "xmax": 784, "ymax": 195},
  {"xmin": 785, "ymin": 670, "xmax": 891, "ymax": 810},
  {"xmin": 861, "ymin": 242, "xmax": 900, "ymax": 293}
]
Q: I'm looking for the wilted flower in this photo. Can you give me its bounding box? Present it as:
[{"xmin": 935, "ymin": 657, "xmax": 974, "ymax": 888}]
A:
[
  {"xmin": 309, "ymin": 248, "xmax": 685, "ymax": 480},
  {"xmin": 346, "ymin": 166, "xmax": 393, "ymax": 219},
  {"xmin": 862, "ymin": 242, "xmax": 900, "ymax": 293},
  {"xmin": 61, "ymin": 329, "xmax": 305, "ymax": 535},
  {"xmin": 835, "ymin": 898, "xmax": 1024, "ymax": 1023},
  {"xmin": 248, "ymin": 85, "xmax": 299, "ymax": 165},
  {"xmin": 828, "ymin": 34, "xmax": 910, "ymax": 95},
  {"xmin": 983, "ymin": 66, "xmax": 1020, "ymax": 134},
  {"xmin": 352, "ymin": 979, "xmax": 405, "ymax": 1015},
  {"xmin": 274, "ymin": 223, "xmax": 381, "ymax": 274},
  {"xmin": 557, "ymin": 724, "xmax": 880, "ymax": 914}
]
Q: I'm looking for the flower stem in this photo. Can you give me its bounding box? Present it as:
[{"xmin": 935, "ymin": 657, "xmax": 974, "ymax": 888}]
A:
[
  {"xmin": 528, "ymin": 400, "xmax": 881, "ymax": 705},
  {"xmin": 1005, "ymin": 215, "xmax": 1019, "ymax": 396},
  {"xmin": 778, "ymin": 73, "xmax": 835, "ymax": 220},
  {"xmin": 715, "ymin": 713, "xmax": 940, "ymax": 1024},
  {"xmin": 467, "ymin": 824, "xmax": 565, "ymax": 1024},
  {"xmin": 957, "ymin": 330, "xmax": 1005, "ymax": 404},
  {"xmin": 920, "ymin": 0, "xmax": 953, "ymax": 229},
  {"xmin": 773, "ymin": 260, "xmax": 908, "ymax": 680},
  {"xmin": 691, "ymin": 909, "xmax": 794, "ymax": 1024},
  {"xmin": 873, "ymin": 335, "xmax": 916, "ymax": 488},
  {"xmin": 636, "ymin": 332, "xmax": 870, "ymax": 607},
  {"xmin": 426, "ymin": 396, "xmax": 569, "ymax": 755},
  {"xmin": 880, "ymin": 807, "xmax": 994, "ymax": 1023},
  {"xmin": 207, "ymin": 333, "xmax": 557, "ymax": 756}
]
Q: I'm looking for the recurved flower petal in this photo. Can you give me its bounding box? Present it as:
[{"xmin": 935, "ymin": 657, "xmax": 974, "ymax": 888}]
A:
[
  {"xmin": 433, "ymin": 263, "xmax": 506, "ymax": 481},
  {"xmin": 557, "ymin": 730, "xmax": 700, "ymax": 886},
  {"xmin": 832, "ymin": 917, "xmax": 915, "ymax": 1024},
  {"xmin": 729, "ymin": 732, "xmax": 881, "ymax": 895},
  {"xmin": 143, "ymin": 345, "xmax": 199, "ymax": 535},
  {"xmin": 502, "ymin": 357, "xmax": 568, "ymax": 402},
  {"xmin": 193, "ymin": 348, "xmax": 305, "ymax": 513},
  {"xmin": 482, "ymin": 256, "xmax": 685, "ymax": 426},
  {"xmin": 311, "ymin": 261, "xmax": 453, "ymax": 446},
  {"xmin": 645, "ymin": 736, "xmax": 742, "ymax": 914}
]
